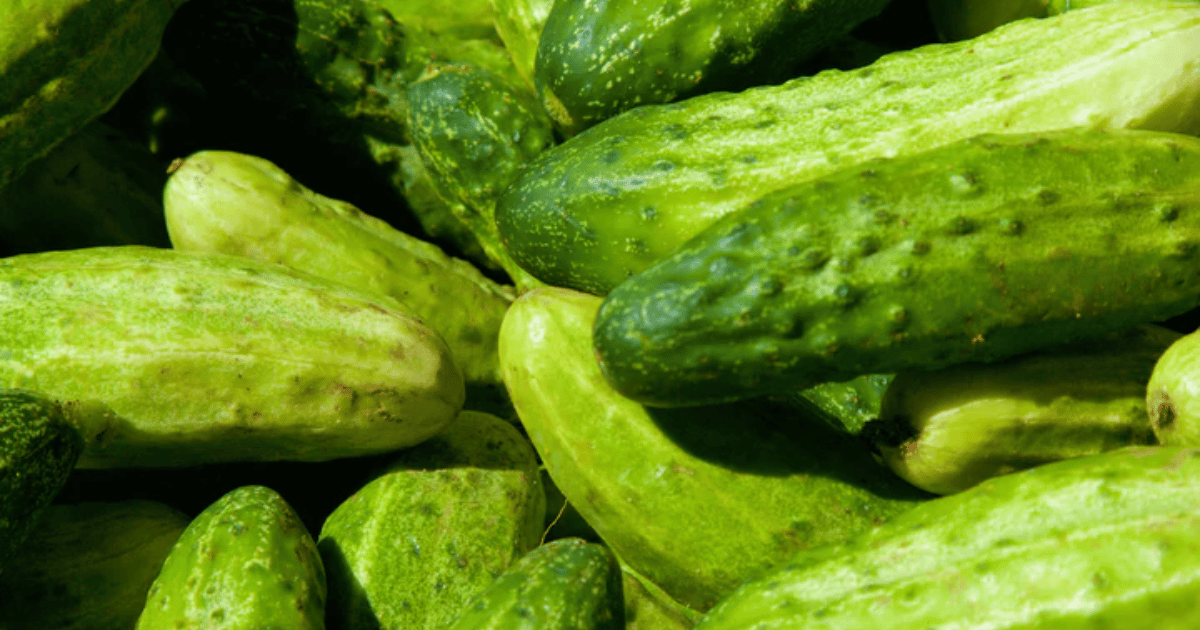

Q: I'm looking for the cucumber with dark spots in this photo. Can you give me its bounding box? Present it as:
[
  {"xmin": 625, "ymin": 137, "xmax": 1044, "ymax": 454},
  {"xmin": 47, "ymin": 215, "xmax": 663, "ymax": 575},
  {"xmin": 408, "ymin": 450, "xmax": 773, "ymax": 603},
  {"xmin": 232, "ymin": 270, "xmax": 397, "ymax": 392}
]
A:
[{"xmin": 593, "ymin": 128, "xmax": 1200, "ymax": 407}]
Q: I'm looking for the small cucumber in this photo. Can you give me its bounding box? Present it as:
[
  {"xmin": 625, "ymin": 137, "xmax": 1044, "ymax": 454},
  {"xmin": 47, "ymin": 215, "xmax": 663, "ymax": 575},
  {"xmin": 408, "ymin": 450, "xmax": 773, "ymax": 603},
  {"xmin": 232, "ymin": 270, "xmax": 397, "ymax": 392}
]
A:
[
  {"xmin": 136, "ymin": 486, "xmax": 326, "ymax": 630},
  {"xmin": 164, "ymin": 149, "xmax": 514, "ymax": 386},
  {"xmin": 0, "ymin": 500, "xmax": 189, "ymax": 630},
  {"xmin": 445, "ymin": 538, "xmax": 624, "ymax": 630},
  {"xmin": 500, "ymin": 287, "xmax": 928, "ymax": 611},
  {"xmin": 593, "ymin": 128, "xmax": 1200, "ymax": 407},
  {"xmin": 0, "ymin": 390, "xmax": 84, "ymax": 570},
  {"xmin": 865, "ymin": 324, "xmax": 1178, "ymax": 495},
  {"xmin": 497, "ymin": 2, "xmax": 1200, "ymax": 295},
  {"xmin": 0, "ymin": 246, "xmax": 464, "ymax": 468},
  {"xmin": 696, "ymin": 446, "xmax": 1200, "ymax": 630},
  {"xmin": 319, "ymin": 410, "xmax": 545, "ymax": 630},
  {"xmin": 1147, "ymin": 327, "xmax": 1200, "ymax": 446}
]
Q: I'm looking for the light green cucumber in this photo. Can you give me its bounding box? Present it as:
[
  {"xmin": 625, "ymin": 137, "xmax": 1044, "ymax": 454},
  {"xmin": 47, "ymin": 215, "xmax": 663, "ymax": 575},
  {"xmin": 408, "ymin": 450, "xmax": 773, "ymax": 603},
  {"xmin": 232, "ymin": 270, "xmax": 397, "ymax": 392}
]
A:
[
  {"xmin": 164, "ymin": 149, "xmax": 514, "ymax": 386},
  {"xmin": 497, "ymin": 1, "xmax": 1200, "ymax": 295},
  {"xmin": 0, "ymin": 0, "xmax": 189, "ymax": 190},
  {"xmin": 490, "ymin": 0, "xmax": 555, "ymax": 89},
  {"xmin": 499, "ymin": 287, "xmax": 928, "ymax": 611},
  {"xmin": 695, "ymin": 446, "xmax": 1200, "ymax": 630},
  {"xmin": 865, "ymin": 324, "xmax": 1178, "ymax": 495},
  {"xmin": 319, "ymin": 410, "xmax": 545, "ymax": 630},
  {"xmin": 1147, "ymin": 327, "xmax": 1200, "ymax": 446},
  {"xmin": 0, "ymin": 500, "xmax": 189, "ymax": 630},
  {"xmin": 0, "ymin": 246, "xmax": 464, "ymax": 468},
  {"xmin": 136, "ymin": 486, "xmax": 326, "ymax": 630},
  {"xmin": 620, "ymin": 563, "xmax": 704, "ymax": 630}
]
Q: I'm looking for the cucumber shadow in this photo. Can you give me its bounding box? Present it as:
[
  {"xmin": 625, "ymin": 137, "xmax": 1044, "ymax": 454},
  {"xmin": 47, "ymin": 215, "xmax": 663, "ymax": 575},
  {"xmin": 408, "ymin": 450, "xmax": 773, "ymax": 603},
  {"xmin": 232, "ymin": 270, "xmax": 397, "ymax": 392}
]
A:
[{"xmin": 318, "ymin": 537, "xmax": 384, "ymax": 630}]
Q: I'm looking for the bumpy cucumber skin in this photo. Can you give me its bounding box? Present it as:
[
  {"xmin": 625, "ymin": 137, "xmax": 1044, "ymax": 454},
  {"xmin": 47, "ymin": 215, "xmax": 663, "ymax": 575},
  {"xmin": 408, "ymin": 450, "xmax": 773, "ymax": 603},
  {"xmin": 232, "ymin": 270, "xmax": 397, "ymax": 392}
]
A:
[
  {"xmin": 0, "ymin": 0, "xmax": 189, "ymax": 190},
  {"xmin": 593, "ymin": 128, "xmax": 1200, "ymax": 407},
  {"xmin": 500, "ymin": 287, "xmax": 928, "ymax": 611},
  {"xmin": 0, "ymin": 500, "xmax": 189, "ymax": 630},
  {"xmin": 498, "ymin": 2, "xmax": 1200, "ymax": 295},
  {"xmin": 164, "ymin": 149, "xmax": 514, "ymax": 386},
  {"xmin": 406, "ymin": 62, "xmax": 555, "ymax": 292},
  {"xmin": 491, "ymin": 0, "xmax": 555, "ymax": 89},
  {"xmin": 1147, "ymin": 328, "xmax": 1200, "ymax": 446},
  {"xmin": 319, "ymin": 411, "xmax": 545, "ymax": 630},
  {"xmin": 534, "ymin": 0, "xmax": 891, "ymax": 135},
  {"xmin": 696, "ymin": 446, "xmax": 1200, "ymax": 630},
  {"xmin": 0, "ymin": 390, "xmax": 84, "ymax": 570},
  {"xmin": 136, "ymin": 486, "xmax": 326, "ymax": 630},
  {"xmin": 870, "ymin": 325, "xmax": 1177, "ymax": 495},
  {"xmin": 446, "ymin": 538, "xmax": 624, "ymax": 630},
  {"xmin": 0, "ymin": 246, "xmax": 464, "ymax": 468}
]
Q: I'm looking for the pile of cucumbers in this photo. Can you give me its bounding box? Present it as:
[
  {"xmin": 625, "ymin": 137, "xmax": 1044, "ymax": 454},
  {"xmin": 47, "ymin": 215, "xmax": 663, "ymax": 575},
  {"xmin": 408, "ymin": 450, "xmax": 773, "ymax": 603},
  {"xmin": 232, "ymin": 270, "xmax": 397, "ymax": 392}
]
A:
[{"xmin": 3, "ymin": 0, "xmax": 1200, "ymax": 628}]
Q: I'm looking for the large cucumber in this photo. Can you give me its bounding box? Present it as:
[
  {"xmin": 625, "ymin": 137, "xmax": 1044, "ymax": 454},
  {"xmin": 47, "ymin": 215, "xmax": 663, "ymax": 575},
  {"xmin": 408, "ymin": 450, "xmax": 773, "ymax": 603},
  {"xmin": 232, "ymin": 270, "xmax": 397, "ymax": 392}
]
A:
[
  {"xmin": 500, "ymin": 287, "xmax": 928, "ymax": 611},
  {"xmin": 695, "ymin": 446, "xmax": 1200, "ymax": 630},
  {"xmin": 497, "ymin": 1, "xmax": 1200, "ymax": 295},
  {"xmin": 593, "ymin": 128, "xmax": 1200, "ymax": 407},
  {"xmin": 0, "ymin": 246, "xmax": 464, "ymax": 468},
  {"xmin": 0, "ymin": 0, "xmax": 189, "ymax": 190},
  {"xmin": 163, "ymin": 149, "xmax": 515, "ymax": 386}
]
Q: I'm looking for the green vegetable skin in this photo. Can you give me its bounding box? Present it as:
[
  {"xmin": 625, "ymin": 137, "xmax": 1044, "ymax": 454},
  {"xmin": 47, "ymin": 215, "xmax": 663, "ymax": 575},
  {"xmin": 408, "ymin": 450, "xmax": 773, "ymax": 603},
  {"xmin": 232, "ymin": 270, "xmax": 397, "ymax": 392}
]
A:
[
  {"xmin": 534, "ymin": 0, "xmax": 892, "ymax": 135},
  {"xmin": 498, "ymin": 1, "xmax": 1200, "ymax": 295},
  {"xmin": 1147, "ymin": 328, "xmax": 1200, "ymax": 446},
  {"xmin": 0, "ymin": 390, "xmax": 84, "ymax": 570},
  {"xmin": 0, "ymin": 500, "xmax": 189, "ymax": 630},
  {"xmin": 163, "ymin": 149, "xmax": 514, "ymax": 386},
  {"xmin": 319, "ymin": 411, "xmax": 545, "ymax": 630},
  {"xmin": 0, "ymin": 0, "xmax": 189, "ymax": 190},
  {"xmin": 499, "ymin": 287, "xmax": 928, "ymax": 611},
  {"xmin": 0, "ymin": 246, "xmax": 464, "ymax": 468},
  {"xmin": 925, "ymin": 0, "xmax": 1049, "ymax": 41},
  {"xmin": 593, "ymin": 128, "xmax": 1200, "ymax": 407},
  {"xmin": 696, "ymin": 446, "xmax": 1200, "ymax": 629},
  {"xmin": 868, "ymin": 325, "xmax": 1178, "ymax": 495},
  {"xmin": 136, "ymin": 486, "xmax": 326, "ymax": 630},
  {"xmin": 491, "ymin": 0, "xmax": 555, "ymax": 88}
]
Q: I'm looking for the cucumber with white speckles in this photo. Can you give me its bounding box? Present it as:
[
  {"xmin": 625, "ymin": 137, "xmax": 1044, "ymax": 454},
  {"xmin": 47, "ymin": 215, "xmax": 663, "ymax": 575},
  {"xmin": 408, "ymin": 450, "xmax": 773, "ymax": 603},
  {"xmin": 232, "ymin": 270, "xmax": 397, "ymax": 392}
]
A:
[
  {"xmin": 497, "ymin": 2, "xmax": 1200, "ymax": 295},
  {"xmin": 593, "ymin": 128, "xmax": 1200, "ymax": 407},
  {"xmin": 534, "ymin": 0, "xmax": 892, "ymax": 136}
]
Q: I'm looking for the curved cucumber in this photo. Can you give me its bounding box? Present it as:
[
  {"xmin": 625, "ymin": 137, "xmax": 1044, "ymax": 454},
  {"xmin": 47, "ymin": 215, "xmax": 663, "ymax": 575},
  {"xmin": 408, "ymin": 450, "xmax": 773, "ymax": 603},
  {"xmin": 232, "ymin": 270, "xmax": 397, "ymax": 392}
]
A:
[
  {"xmin": 866, "ymin": 324, "xmax": 1177, "ymax": 495},
  {"xmin": 500, "ymin": 287, "xmax": 927, "ymax": 611},
  {"xmin": 497, "ymin": 2, "xmax": 1200, "ymax": 295},
  {"xmin": 593, "ymin": 128, "xmax": 1200, "ymax": 407}
]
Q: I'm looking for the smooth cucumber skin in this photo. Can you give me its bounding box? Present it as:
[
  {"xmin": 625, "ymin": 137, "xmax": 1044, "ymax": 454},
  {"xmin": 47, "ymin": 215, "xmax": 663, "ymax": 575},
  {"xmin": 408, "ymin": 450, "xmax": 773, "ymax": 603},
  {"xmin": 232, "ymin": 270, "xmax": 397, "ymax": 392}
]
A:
[
  {"xmin": 534, "ymin": 0, "xmax": 891, "ymax": 135},
  {"xmin": 164, "ymin": 149, "xmax": 514, "ymax": 386},
  {"xmin": 499, "ymin": 287, "xmax": 928, "ymax": 611},
  {"xmin": 788, "ymin": 373, "xmax": 893, "ymax": 435},
  {"xmin": 869, "ymin": 324, "xmax": 1178, "ymax": 495},
  {"xmin": 491, "ymin": 0, "xmax": 555, "ymax": 89},
  {"xmin": 696, "ymin": 446, "xmax": 1200, "ymax": 630},
  {"xmin": 0, "ymin": 0, "xmax": 189, "ymax": 190},
  {"xmin": 319, "ymin": 411, "xmax": 545, "ymax": 630},
  {"xmin": 0, "ymin": 246, "xmax": 464, "ymax": 468},
  {"xmin": 1147, "ymin": 328, "xmax": 1200, "ymax": 446},
  {"xmin": 498, "ymin": 2, "xmax": 1200, "ymax": 295},
  {"xmin": 620, "ymin": 563, "xmax": 703, "ymax": 630},
  {"xmin": 593, "ymin": 128, "xmax": 1200, "ymax": 407},
  {"xmin": 0, "ymin": 500, "xmax": 189, "ymax": 630},
  {"xmin": 0, "ymin": 390, "xmax": 84, "ymax": 570},
  {"xmin": 136, "ymin": 486, "xmax": 326, "ymax": 630},
  {"xmin": 446, "ymin": 538, "xmax": 623, "ymax": 630}
]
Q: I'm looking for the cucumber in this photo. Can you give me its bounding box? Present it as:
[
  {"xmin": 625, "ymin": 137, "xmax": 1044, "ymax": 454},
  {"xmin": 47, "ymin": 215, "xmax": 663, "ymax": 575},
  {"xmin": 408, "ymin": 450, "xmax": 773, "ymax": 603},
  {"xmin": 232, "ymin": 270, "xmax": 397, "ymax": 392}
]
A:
[
  {"xmin": 787, "ymin": 373, "xmax": 893, "ymax": 435},
  {"xmin": 865, "ymin": 324, "xmax": 1178, "ymax": 495},
  {"xmin": 499, "ymin": 287, "xmax": 928, "ymax": 611},
  {"xmin": 620, "ymin": 563, "xmax": 704, "ymax": 630},
  {"xmin": 1147, "ymin": 328, "xmax": 1200, "ymax": 446},
  {"xmin": 0, "ymin": 390, "xmax": 84, "ymax": 570},
  {"xmin": 695, "ymin": 446, "xmax": 1200, "ymax": 630},
  {"xmin": 0, "ymin": 246, "xmax": 464, "ymax": 468},
  {"xmin": 375, "ymin": 0, "xmax": 499, "ymax": 42},
  {"xmin": 593, "ymin": 128, "xmax": 1200, "ymax": 407},
  {"xmin": 445, "ymin": 538, "xmax": 624, "ymax": 630},
  {"xmin": 497, "ymin": 1, "xmax": 1200, "ymax": 295},
  {"xmin": 491, "ymin": 0, "xmax": 555, "ymax": 89},
  {"xmin": 163, "ymin": 149, "xmax": 515, "ymax": 386},
  {"xmin": 135, "ymin": 486, "xmax": 326, "ymax": 630},
  {"xmin": 0, "ymin": 500, "xmax": 189, "ymax": 630},
  {"xmin": 319, "ymin": 410, "xmax": 545, "ymax": 630},
  {"xmin": 534, "ymin": 0, "xmax": 892, "ymax": 136},
  {"xmin": 0, "ymin": 0, "xmax": 189, "ymax": 190}
]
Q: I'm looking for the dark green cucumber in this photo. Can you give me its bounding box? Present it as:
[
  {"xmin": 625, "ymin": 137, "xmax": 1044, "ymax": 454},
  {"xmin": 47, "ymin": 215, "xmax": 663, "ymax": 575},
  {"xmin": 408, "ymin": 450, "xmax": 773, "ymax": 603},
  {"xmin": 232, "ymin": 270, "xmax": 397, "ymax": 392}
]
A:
[
  {"xmin": 593, "ymin": 128, "xmax": 1200, "ymax": 407},
  {"xmin": 695, "ymin": 446, "xmax": 1200, "ymax": 630},
  {"xmin": 0, "ymin": 390, "xmax": 84, "ymax": 571},
  {"xmin": 534, "ymin": 0, "xmax": 891, "ymax": 135},
  {"xmin": 445, "ymin": 538, "xmax": 624, "ymax": 630},
  {"xmin": 497, "ymin": 2, "xmax": 1200, "ymax": 295}
]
